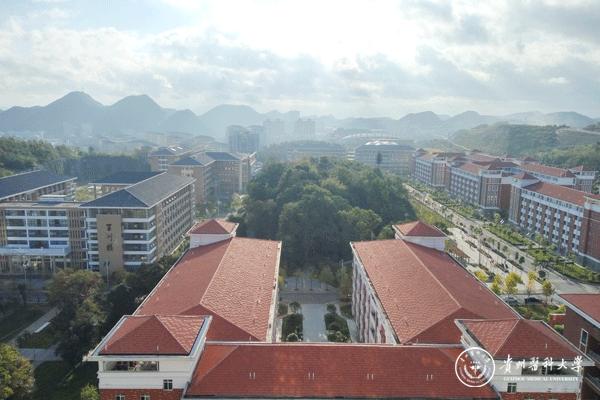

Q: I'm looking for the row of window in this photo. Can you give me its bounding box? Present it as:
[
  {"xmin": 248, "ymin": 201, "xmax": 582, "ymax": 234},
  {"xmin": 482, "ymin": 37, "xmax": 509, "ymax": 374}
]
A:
[{"xmin": 113, "ymin": 379, "xmax": 172, "ymax": 400}]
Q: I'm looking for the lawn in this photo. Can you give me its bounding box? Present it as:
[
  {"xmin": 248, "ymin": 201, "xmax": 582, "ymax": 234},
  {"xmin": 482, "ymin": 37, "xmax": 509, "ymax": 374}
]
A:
[
  {"xmin": 514, "ymin": 304, "xmax": 560, "ymax": 321},
  {"xmin": 487, "ymin": 224, "xmax": 527, "ymax": 245},
  {"xmin": 0, "ymin": 305, "xmax": 47, "ymax": 342},
  {"xmin": 33, "ymin": 361, "xmax": 97, "ymax": 400}
]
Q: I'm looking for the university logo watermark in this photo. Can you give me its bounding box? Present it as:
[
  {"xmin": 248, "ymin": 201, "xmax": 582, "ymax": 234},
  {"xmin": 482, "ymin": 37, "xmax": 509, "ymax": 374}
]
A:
[{"xmin": 455, "ymin": 347, "xmax": 495, "ymax": 387}]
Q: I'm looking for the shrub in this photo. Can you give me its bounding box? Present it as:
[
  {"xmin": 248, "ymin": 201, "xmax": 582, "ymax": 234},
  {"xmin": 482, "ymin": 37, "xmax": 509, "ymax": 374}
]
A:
[
  {"xmin": 324, "ymin": 312, "xmax": 349, "ymax": 337},
  {"xmin": 282, "ymin": 313, "xmax": 303, "ymax": 341},
  {"xmin": 327, "ymin": 331, "xmax": 349, "ymax": 342},
  {"xmin": 326, "ymin": 304, "xmax": 336, "ymax": 314},
  {"xmin": 340, "ymin": 303, "xmax": 352, "ymax": 319},
  {"xmin": 277, "ymin": 303, "xmax": 288, "ymax": 316},
  {"xmin": 286, "ymin": 333, "xmax": 299, "ymax": 342}
]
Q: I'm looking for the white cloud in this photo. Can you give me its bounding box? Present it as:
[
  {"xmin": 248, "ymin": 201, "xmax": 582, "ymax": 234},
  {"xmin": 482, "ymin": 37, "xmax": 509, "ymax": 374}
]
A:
[{"xmin": 0, "ymin": 0, "xmax": 599, "ymax": 117}]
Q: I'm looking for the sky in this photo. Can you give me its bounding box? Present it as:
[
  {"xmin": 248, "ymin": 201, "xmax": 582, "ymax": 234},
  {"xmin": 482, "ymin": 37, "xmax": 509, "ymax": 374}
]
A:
[{"xmin": 0, "ymin": 0, "xmax": 599, "ymax": 118}]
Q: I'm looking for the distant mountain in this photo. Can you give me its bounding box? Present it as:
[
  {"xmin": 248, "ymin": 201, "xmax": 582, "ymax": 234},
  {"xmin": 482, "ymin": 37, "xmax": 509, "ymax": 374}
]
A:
[
  {"xmin": 451, "ymin": 123, "xmax": 600, "ymax": 156},
  {"xmin": 0, "ymin": 91, "xmax": 597, "ymax": 143}
]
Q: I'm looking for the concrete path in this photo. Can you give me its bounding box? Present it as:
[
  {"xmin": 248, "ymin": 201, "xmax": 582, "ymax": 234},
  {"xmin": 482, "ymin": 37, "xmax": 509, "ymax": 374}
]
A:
[
  {"xmin": 301, "ymin": 304, "xmax": 328, "ymax": 342},
  {"xmin": 9, "ymin": 307, "xmax": 59, "ymax": 346},
  {"xmin": 19, "ymin": 345, "xmax": 61, "ymax": 368}
]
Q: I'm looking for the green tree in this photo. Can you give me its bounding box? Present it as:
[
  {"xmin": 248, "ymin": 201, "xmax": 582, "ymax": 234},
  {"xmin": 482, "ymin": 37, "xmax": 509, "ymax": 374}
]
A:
[
  {"xmin": 80, "ymin": 384, "xmax": 100, "ymax": 400},
  {"xmin": 318, "ymin": 266, "xmax": 336, "ymax": 288},
  {"xmin": 338, "ymin": 266, "xmax": 353, "ymax": 300},
  {"xmin": 474, "ymin": 270, "xmax": 488, "ymax": 282},
  {"xmin": 0, "ymin": 343, "xmax": 34, "ymax": 400},
  {"xmin": 504, "ymin": 272, "xmax": 522, "ymax": 295},
  {"xmin": 526, "ymin": 270, "xmax": 537, "ymax": 297},
  {"xmin": 289, "ymin": 302, "xmax": 301, "ymax": 314},
  {"xmin": 48, "ymin": 269, "xmax": 106, "ymax": 365},
  {"xmin": 491, "ymin": 274, "xmax": 503, "ymax": 295},
  {"xmin": 542, "ymin": 280, "xmax": 554, "ymax": 304}
]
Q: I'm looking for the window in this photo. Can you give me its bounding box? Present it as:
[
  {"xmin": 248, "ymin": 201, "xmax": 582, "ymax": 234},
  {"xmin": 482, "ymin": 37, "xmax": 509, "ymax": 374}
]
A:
[
  {"xmin": 140, "ymin": 396, "xmax": 151, "ymax": 400},
  {"xmin": 115, "ymin": 395, "xmax": 125, "ymax": 400},
  {"xmin": 580, "ymin": 329, "xmax": 589, "ymax": 350},
  {"xmin": 507, "ymin": 382, "xmax": 517, "ymax": 393},
  {"xmin": 163, "ymin": 379, "xmax": 173, "ymax": 390}
]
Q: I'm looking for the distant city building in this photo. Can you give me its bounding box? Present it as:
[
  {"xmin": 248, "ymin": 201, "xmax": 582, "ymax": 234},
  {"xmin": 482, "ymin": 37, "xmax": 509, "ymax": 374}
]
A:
[
  {"xmin": 354, "ymin": 140, "xmax": 414, "ymax": 175},
  {"xmin": 0, "ymin": 199, "xmax": 86, "ymax": 274},
  {"xmin": 0, "ymin": 170, "xmax": 76, "ymax": 202},
  {"xmin": 293, "ymin": 118, "xmax": 316, "ymax": 140},
  {"xmin": 201, "ymin": 152, "xmax": 248, "ymax": 201},
  {"xmin": 82, "ymin": 173, "xmax": 195, "ymax": 272},
  {"xmin": 227, "ymin": 125, "xmax": 261, "ymax": 154},
  {"xmin": 263, "ymin": 118, "xmax": 285, "ymax": 145},
  {"xmin": 285, "ymin": 141, "xmax": 346, "ymax": 161}
]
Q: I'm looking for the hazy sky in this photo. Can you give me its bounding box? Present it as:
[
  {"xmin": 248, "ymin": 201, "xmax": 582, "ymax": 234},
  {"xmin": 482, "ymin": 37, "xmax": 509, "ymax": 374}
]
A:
[{"xmin": 1, "ymin": 0, "xmax": 599, "ymax": 118}]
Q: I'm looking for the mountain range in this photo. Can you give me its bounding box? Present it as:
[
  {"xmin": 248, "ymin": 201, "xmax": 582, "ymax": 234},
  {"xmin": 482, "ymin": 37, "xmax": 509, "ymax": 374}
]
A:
[{"xmin": 0, "ymin": 91, "xmax": 597, "ymax": 141}]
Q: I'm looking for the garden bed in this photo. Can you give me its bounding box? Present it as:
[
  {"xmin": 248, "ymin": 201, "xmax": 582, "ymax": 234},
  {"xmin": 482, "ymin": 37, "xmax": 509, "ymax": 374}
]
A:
[{"xmin": 281, "ymin": 313, "xmax": 303, "ymax": 341}]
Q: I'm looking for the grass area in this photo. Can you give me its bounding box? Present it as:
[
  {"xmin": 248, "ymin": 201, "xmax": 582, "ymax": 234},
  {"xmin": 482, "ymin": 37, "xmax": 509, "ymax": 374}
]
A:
[
  {"xmin": 33, "ymin": 361, "xmax": 97, "ymax": 400},
  {"xmin": 526, "ymin": 247, "xmax": 555, "ymax": 263},
  {"xmin": 410, "ymin": 200, "xmax": 454, "ymax": 233},
  {"xmin": 514, "ymin": 304, "xmax": 560, "ymax": 321},
  {"xmin": 487, "ymin": 224, "xmax": 527, "ymax": 245},
  {"xmin": 17, "ymin": 325, "xmax": 58, "ymax": 348},
  {"xmin": 552, "ymin": 261, "xmax": 600, "ymax": 283},
  {"xmin": 0, "ymin": 305, "xmax": 47, "ymax": 342}
]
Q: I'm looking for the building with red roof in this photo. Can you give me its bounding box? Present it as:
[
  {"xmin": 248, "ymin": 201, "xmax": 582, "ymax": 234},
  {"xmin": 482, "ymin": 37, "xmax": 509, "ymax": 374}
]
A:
[
  {"xmin": 87, "ymin": 219, "xmax": 592, "ymax": 400},
  {"xmin": 559, "ymin": 294, "xmax": 600, "ymax": 398},
  {"xmin": 456, "ymin": 319, "xmax": 591, "ymax": 399}
]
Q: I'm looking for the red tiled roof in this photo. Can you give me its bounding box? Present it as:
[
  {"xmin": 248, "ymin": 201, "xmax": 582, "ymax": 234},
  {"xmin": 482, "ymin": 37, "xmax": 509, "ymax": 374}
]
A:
[
  {"xmin": 188, "ymin": 219, "xmax": 238, "ymax": 235},
  {"xmin": 351, "ymin": 240, "xmax": 517, "ymax": 344},
  {"xmin": 560, "ymin": 294, "xmax": 600, "ymax": 323},
  {"xmin": 100, "ymin": 315, "xmax": 205, "ymax": 355},
  {"xmin": 186, "ymin": 344, "xmax": 497, "ymax": 399},
  {"xmin": 394, "ymin": 221, "xmax": 445, "ymax": 237},
  {"xmin": 512, "ymin": 172, "xmax": 537, "ymax": 180},
  {"xmin": 521, "ymin": 162, "xmax": 575, "ymax": 178},
  {"xmin": 136, "ymin": 237, "xmax": 281, "ymax": 341},
  {"xmin": 524, "ymin": 182, "xmax": 600, "ymax": 206},
  {"xmin": 458, "ymin": 319, "xmax": 583, "ymax": 359}
]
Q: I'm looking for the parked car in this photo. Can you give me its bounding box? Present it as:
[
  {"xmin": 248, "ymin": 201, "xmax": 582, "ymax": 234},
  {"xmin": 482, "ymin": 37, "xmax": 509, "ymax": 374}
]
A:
[
  {"xmin": 503, "ymin": 296, "xmax": 520, "ymax": 306},
  {"xmin": 524, "ymin": 296, "xmax": 542, "ymax": 305}
]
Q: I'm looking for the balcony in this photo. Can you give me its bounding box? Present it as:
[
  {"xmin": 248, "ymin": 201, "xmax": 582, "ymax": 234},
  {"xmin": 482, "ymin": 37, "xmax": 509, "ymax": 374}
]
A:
[
  {"xmin": 585, "ymin": 374, "xmax": 600, "ymax": 394},
  {"xmin": 588, "ymin": 349, "xmax": 600, "ymax": 366}
]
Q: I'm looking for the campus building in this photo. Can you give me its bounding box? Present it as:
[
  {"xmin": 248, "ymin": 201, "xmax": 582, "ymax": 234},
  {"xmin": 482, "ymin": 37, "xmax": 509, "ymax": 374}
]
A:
[
  {"xmin": 0, "ymin": 199, "xmax": 87, "ymax": 274},
  {"xmin": 0, "ymin": 170, "xmax": 76, "ymax": 202},
  {"xmin": 88, "ymin": 219, "xmax": 590, "ymax": 400},
  {"xmin": 82, "ymin": 173, "xmax": 195, "ymax": 272},
  {"xmin": 148, "ymin": 146, "xmax": 187, "ymax": 172},
  {"xmin": 167, "ymin": 156, "xmax": 214, "ymax": 205},
  {"xmin": 354, "ymin": 140, "xmax": 414, "ymax": 175},
  {"xmin": 508, "ymin": 175, "xmax": 600, "ymax": 270},
  {"xmin": 560, "ymin": 294, "xmax": 600, "ymax": 399},
  {"xmin": 89, "ymin": 171, "xmax": 164, "ymax": 198}
]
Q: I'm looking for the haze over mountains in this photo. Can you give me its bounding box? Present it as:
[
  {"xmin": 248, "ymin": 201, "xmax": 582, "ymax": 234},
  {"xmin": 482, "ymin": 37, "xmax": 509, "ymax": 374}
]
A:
[{"xmin": 0, "ymin": 91, "xmax": 597, "ymax": 142}]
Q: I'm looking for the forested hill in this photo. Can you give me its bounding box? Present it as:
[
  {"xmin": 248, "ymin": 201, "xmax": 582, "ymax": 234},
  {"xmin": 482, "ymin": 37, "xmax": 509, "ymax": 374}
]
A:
[
  {"xmin": 232, "ymin": 158, "xmax": 415, "ymax": 269},
  {"xmin": 451, "ymin": 123, "xmax": 600, "ymax": 156},
  {"xmin": 0, "ymin": 136, "xmax": 150, "ymax": 181}
]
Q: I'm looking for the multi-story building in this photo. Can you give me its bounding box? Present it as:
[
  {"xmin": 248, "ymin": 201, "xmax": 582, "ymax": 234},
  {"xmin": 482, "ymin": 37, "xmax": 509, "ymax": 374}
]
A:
[
  {"xmin": 82, "ymin": 173, "xmax": 195, "ymax": 272},
  {"xmin": 293, "ymin": 118, "xmax": 316, "ymax": 140},
  {"xmin": 0, "ymin": 199, "xmax": 87, "ymax": 274},
  {"xmin": 87, "ymin": 219, "xmax": 590, "ymax": 399},
  {"xmin": 520, "ymin": 162, "xmax": 596, "ymax": 193},
  {"xmin": 354, "ymin": 140, "xmax": 414, "ymax": 175},
  {"xmin": 412, "ymin": 152, "xmax": 454, "ymax": 188},
  {"xmin": 262, "ymin": 118, "xmax": 285, "ymax": 145},
  {"xmin": 148, "ymin": 146, "xmax": 187, "ymax": 171},
  {"xmin": 89, "ymin": 171, "xmax": 164, "ymax": 198},
  {"xmin": 167, "ymin": 156, "xmax": 214, "ymax": 205},
  {"xmin": 456, "ymin": 318, "xmax": 591, "ymax": 399},
  {"xmin": 285, "ymin": 141, "xmax": 346, "ymax": 161},
  {"xmin": 447, "ymin": 162, "xmax": 505, "ymax": 210},
  {"xmin": 201, "ymin": 152, "xmax": 246, "ymax": 201},
  {"xmin": 352, "ymin": 221, "xmax": 517, "ymax": 344},
  {"xmin": 560, "ymin": 294, "xmax": 600, "ymax": 399},
  {"xmin": 227, "ymin": 125, "xmax": 261, "ymax": 154},
  {"xmin": 0, "ymin": 170, "xmax": 76, "ymax": 202},
  {"xmin": 508, "ymin": 175, "xmax": 600, "ymax": 269}
]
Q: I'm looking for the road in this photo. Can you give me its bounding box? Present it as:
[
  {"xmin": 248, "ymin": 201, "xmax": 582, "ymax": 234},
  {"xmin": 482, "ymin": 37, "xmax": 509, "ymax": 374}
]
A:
[{"xmin": 406, "ymin": 183, "xmax": 600, "ymax": 295}]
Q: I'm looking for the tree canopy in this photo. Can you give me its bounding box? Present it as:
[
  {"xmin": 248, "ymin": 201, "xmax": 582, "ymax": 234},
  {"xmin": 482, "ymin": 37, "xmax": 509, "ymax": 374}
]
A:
[
  {"xmin": 0, "ymin": 343, "xmax": 34, "ymax": 400},
  {"xmin": 235, "ymin": 157, "xmax": 414, "ymax": 268}
]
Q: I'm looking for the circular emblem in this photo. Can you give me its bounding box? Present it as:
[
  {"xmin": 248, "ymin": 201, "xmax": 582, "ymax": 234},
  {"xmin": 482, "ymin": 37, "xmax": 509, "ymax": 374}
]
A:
[{"xmin": 454, "ymin": 347, "xmax": 495, "ymax": 387}]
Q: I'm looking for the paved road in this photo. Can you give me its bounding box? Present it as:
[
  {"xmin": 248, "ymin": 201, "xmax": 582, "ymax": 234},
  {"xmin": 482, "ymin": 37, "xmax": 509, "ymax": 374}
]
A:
[
  {"xmin": 301, "ymin": 304, "xmax": 329, "ymax": 342},
  {"xmin": 407, "ymin": 184, "xmax": 600, "ymax": 295}
]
